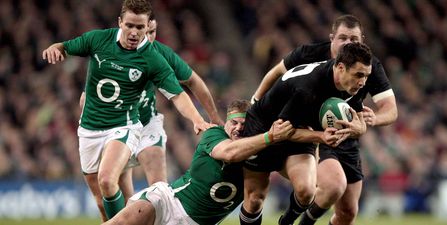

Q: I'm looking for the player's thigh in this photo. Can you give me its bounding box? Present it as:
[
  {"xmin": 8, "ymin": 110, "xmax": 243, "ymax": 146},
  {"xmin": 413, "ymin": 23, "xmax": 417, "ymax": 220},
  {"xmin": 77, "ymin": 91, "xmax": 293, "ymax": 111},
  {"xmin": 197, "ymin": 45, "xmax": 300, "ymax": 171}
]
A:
[
  {"xmin": 99, "ymin": 140, "xmax": 132, "ymax": 181},
  {"xmin": 284, "ymin": 153, "xmax": 317, "ymax": 192},
  {"xmin": 138, "ymin": 146, "xmax": 167, "ymax": 184},
  {"xmin": 106, "ymin": 200, "xmax": 155, "ymax": 225},
  {"xmin": 317, "ymin": 158, "xmax": 347, "ymax": 191}
]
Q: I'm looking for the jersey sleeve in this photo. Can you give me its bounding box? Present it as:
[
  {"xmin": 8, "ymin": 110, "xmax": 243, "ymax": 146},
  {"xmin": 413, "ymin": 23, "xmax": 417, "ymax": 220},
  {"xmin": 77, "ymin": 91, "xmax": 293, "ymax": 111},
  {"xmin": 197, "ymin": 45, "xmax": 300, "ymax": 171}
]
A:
[
  {"xmin": 366, "ymin": 57, "xmax": 393, "ymax": 99},
  {"xmin": 154, "ymin": 41, "xmax": 193, "ymax": 81},
  {"xmin": 198, "ymin": 127, "xmax": 228, "ymax": 155},
  {"xmin": 147, "ymin": 49, "xmax": 184, "ymax": 99},
  {"xmin": 63, "ymin": 30, "xmax": 97, "ymax": 57},
  {"xmin": 283, "ymin": 42, "xmax": 331, "ymax": 70},
  {"xmin": 283, "ymin": 46, "xmax": 305, "ymax": 70}
]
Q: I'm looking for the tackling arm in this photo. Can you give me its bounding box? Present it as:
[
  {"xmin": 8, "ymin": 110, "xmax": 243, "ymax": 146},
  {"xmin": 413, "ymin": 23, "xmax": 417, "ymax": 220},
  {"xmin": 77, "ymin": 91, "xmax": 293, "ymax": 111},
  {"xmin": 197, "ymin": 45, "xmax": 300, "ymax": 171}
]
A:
[
  {"xmin": 181, "ymin": 71, "xmax": 224, "ymax": 125},
  {"xmin": 171, "ymin": 92, "xmax": 213, "ymax": 134},
  {"xmin": 211, "ymin": 120, "xmax": 295, "ymax": 162},
  {"xmin": 252, "ymin": 60, "xmax": 287, "ymax": 102}
]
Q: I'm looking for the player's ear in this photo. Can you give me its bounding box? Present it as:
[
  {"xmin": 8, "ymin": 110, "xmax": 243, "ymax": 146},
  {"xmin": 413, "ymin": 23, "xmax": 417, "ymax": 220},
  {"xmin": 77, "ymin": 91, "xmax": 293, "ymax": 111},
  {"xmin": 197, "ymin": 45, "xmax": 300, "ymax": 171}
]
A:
[
  {"xmin": 329, "ymin": 33, "xmax": 334, "ymax": 41},
  {"xmin": 336, "ymin": 62, "xmax": 346, "ymax": 72},
  {"xmin": 118, "ymin": 17, "xmax": 122, "ymax": 26}
]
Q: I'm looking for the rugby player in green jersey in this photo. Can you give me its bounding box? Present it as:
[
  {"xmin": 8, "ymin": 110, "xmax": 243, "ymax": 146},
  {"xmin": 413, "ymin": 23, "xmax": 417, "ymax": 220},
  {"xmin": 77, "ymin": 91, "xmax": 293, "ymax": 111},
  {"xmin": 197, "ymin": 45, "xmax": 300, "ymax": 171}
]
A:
[
  {"xmin": 102, "ymin": 99, "xmax": 295, "ymax": 225},
  {"xmin": 79, "ymin": 13, "xmax": 223, "ymax": 187},
  {"xmin": 42, "ymin": 0, "xmax": 212, "ymax": 221}
]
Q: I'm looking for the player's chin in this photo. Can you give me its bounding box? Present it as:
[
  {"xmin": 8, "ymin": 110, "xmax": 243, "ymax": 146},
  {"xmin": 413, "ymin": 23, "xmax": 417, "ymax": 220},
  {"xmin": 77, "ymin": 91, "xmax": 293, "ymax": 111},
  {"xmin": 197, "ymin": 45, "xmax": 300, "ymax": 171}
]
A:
[{"xmin": 349, "ymin": 88, "xmax": 360, "ymax": 95}]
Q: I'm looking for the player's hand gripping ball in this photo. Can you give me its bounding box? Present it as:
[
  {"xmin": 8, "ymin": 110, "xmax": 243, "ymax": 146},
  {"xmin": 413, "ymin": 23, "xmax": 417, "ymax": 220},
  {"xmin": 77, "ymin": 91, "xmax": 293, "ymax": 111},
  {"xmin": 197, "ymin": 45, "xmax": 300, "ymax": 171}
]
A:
[{"xmin": 319, "ymin": 97, "xmax": 353, "ymax": 129}]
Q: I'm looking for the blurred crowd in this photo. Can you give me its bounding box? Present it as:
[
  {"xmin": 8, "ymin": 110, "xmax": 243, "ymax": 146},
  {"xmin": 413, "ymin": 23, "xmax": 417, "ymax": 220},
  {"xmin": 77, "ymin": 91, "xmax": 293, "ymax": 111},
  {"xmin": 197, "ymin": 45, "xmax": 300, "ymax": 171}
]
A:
[{"xmin": 1, "ymin": 0, "xmax": 447, "ymax": 215}]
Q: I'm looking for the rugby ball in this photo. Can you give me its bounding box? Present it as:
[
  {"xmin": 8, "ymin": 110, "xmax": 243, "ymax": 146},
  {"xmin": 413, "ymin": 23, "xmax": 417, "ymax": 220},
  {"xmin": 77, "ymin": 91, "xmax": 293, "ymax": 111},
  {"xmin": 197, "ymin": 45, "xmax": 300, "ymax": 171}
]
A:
[{"xmin": 319, "ymin": 97, "xmax": 352, "ymax": 129}]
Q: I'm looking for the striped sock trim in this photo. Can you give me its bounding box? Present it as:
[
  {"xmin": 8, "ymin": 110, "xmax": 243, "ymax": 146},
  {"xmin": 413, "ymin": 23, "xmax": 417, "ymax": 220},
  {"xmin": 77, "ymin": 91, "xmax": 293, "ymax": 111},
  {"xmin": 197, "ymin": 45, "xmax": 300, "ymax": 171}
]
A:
[
  {"xmin": 103, "ymin": 190, "xmax": 123, "ymax": 202},
  {"xmin": 239, "ymin": 208, "xmax": 262, "ymax": 223}
]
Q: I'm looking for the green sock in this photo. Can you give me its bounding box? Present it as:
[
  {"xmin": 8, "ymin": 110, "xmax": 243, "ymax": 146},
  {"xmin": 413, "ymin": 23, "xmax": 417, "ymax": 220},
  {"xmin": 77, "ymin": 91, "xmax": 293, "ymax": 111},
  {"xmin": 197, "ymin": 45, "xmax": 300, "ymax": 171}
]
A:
[{"xmin": 103, "ymin": 189, "xmax": 125, "ymax": 219}]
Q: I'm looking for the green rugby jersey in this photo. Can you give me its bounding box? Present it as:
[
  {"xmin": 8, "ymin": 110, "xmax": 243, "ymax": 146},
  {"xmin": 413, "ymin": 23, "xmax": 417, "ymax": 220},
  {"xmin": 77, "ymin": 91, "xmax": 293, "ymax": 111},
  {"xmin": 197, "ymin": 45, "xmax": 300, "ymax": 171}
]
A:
[
  {"xmin": 170, "ymin": 126, "xmax": 244, "ymax": 225},
  {"xmin": 64, "ymin": 28, "xmax": 183, "ymax": 130},
  {"xmin": 139, "ymin": 40, "xmax": 192, "ymax": 125}
]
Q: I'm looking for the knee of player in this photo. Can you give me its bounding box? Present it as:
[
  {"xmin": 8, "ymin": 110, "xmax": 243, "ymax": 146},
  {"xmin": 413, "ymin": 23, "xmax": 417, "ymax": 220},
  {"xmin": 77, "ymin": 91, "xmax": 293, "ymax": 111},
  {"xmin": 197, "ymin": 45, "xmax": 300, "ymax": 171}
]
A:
[
  {"xmin": 98, "ymin": 175, "xmax": 118, "ymax": 192},
  {"xmin": 294, "ymin": 185, "xmax": 316, "ymax": 205},
  {"xmin": 336, "ymin": 206, "xmax": 358, "ymax": 222}
]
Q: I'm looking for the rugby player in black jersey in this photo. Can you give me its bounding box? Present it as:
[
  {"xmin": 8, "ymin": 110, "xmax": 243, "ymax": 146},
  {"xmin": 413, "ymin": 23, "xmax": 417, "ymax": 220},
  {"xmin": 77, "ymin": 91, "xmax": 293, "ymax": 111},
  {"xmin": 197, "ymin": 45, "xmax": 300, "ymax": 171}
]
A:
[
  {"xmin": 248, "ymin": 15, "xmax": 397, "ymax": 225},
  {"xmin": 239, "ymin": 42, "xmax": 372, "ymax": 225}
]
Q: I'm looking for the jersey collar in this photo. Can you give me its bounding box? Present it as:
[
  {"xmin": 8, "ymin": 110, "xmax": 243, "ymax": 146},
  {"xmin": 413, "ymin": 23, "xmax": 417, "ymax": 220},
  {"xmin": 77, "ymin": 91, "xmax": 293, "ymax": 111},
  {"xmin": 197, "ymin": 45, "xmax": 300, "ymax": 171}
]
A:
[{"xmin": 116, "ymin": 28, "xmax": 149, "ymax": 50}]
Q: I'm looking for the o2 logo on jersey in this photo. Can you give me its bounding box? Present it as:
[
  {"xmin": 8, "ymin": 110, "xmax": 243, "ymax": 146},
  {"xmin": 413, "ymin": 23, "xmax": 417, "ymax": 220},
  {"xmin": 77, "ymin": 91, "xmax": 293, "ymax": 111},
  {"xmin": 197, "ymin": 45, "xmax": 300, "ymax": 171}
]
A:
[
  {"xmin": 282, "ymin": 61, "xmax": 326, "ymax": 81},
  {"xmin": 129, "ymin": 68, "xmax": 142, "ymax": 82},
  {"xmin": 210, "ymin": 182, "xmax": 237, "ymax": 209}
]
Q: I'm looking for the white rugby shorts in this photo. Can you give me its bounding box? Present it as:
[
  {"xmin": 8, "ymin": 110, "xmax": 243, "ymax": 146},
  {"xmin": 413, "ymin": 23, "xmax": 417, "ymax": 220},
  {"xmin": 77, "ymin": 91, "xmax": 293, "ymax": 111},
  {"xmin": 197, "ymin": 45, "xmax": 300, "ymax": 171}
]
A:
[
  {"xmin": 136, "ymin": 114, "xmax": 167, "ymax": 154},
  {"xmin": 131, "ymin": 182, "xmax": 198, "ymax": 225},
  {"xmin": 78, "ymin": 122, "xmax": 143, "ymax": 174},
  {"xmin": 126, "ymin": 114, "xmax": 167, "ymax": 168}
]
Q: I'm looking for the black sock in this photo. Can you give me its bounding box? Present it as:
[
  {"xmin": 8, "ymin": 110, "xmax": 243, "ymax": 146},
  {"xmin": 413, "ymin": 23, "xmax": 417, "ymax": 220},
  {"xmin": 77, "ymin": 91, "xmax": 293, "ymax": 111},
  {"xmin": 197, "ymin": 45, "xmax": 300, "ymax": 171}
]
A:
[
  {"xmin": 239, "ymin": 206, "xmax": 262, "ymax": 225},
  {"xmin": 298, "ymin": 202, "xmax": 329, "ymax": 225},
  {"xmin": 278, "ymin": 192, "xmax": 307, "ymax": 225}
]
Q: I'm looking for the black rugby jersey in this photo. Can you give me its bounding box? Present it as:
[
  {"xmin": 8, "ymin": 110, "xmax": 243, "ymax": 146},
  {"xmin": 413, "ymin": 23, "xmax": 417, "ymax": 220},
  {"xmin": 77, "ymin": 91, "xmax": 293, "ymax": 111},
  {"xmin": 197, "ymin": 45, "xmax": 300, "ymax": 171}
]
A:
[
  {"xmin": 284, "ymin": 42, "xmax": 391, "ymax": 111},
  {"xmin": 283, "ymin": 41, "xmax": 392, "ymax": 150},
  {"xmin": 250, "ymin": 60, "xmax": 351, "ymax": 131}
]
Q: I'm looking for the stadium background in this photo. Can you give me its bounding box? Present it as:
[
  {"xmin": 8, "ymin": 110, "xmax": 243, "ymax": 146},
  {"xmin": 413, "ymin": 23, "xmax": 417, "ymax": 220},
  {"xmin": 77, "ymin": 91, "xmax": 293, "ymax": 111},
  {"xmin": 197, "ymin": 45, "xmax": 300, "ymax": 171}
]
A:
[{"xmin": 0, "ymin": 0, "xmax": 447, "ymax": 224}]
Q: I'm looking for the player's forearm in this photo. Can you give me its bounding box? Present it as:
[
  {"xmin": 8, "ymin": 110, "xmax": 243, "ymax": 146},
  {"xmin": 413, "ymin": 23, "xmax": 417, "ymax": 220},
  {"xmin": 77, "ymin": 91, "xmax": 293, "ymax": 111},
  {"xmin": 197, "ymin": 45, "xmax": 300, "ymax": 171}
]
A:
[
  {"xmin": 373, "ymin": 96, "xmax": 398, "ymax": 126},
  {"xmin": 218, "ymin": 133, "xmax": 271, "ymax": 162},
  {"xmin": 374, "ymin": 110, "xmax": 397, "ymax": 126},
  {"xmin": 185, "ymin": 72, "xmax": 223, "ymax": 125},
  {"xmin": 289, "ymin": 128, "xmax": 324, "ymax": 143},
  {"xmin": 171, "ymin": 92, "xmax": 205, "ymax": 124}
]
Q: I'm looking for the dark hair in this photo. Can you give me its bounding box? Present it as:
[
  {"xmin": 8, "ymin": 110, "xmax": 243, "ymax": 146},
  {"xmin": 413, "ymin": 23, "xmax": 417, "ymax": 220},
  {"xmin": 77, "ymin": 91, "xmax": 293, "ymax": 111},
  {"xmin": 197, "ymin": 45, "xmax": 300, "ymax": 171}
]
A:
[
  {"xmin": 335, "ymin": 42, "xmax": 372, "ymax": 69},
  {"xmin": 227, "ymin": 100, "xmax": 251, "ymax": 114},
  {"xmin": 332, "ymin": 14, "xmax": 363, "ymax": 34},
  {"xmin": 149, "ymin": 11, "xmax": 156, "ymax": 21},
  {"xmin": 121, "ymin": 0, "xmax": 152, "ymax": 18}
]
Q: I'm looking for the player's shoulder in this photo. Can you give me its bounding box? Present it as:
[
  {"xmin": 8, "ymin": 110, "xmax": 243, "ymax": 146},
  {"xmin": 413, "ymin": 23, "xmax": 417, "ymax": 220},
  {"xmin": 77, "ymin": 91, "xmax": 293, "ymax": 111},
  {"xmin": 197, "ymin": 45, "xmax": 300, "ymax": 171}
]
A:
[
  {"xmin": 299, "ymin": 41, "xmax": 331, "ymax": 57},
  {"xmin": 152, "ymin": 40, "xmax": 175, "ymax": 56},
  {"xmin": 152, "ymin": 40, "xmax": 171, "ymax": 50},
  {"xmin": 85, "ymin": 28, "xmax": 117, "ymax": 37},
  {"xmin": 301, "ymin": 41, "xmax": 331, "ymax": 51},
  {"xmin": 285, "ymin": 41, "xmax": 330, "ymax": 69},
  {"xmin": 203, "ymin": 126, "xmax": 226, "ymax": 137}
]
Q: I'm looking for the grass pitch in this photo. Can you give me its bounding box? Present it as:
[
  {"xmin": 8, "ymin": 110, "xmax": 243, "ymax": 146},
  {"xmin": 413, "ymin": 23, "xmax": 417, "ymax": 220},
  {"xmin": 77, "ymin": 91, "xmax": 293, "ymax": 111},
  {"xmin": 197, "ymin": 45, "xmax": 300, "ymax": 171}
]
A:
[{"xmin": 0, "ymin": 214, "xmax": 445, "ymax": 225}]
